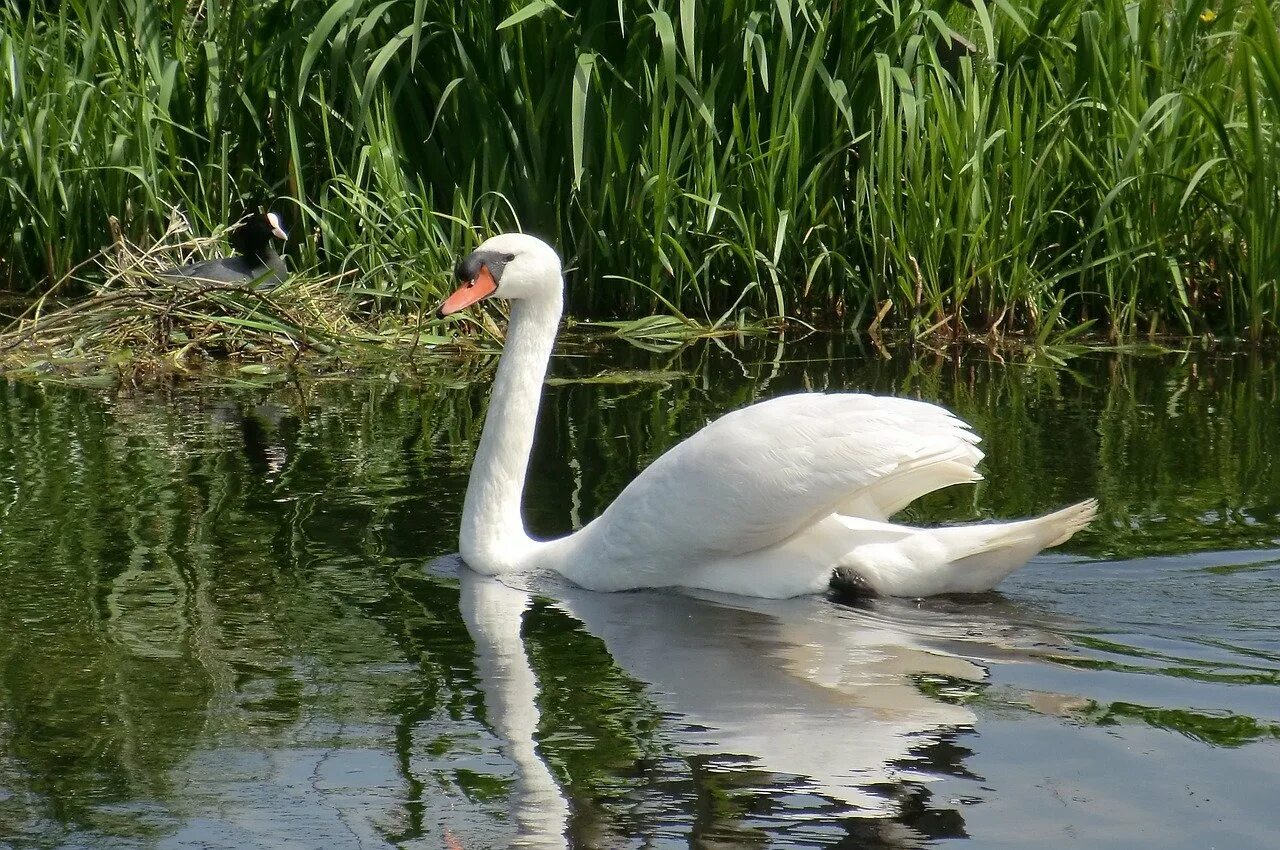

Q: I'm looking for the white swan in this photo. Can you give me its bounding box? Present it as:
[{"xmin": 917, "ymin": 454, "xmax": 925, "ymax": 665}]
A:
[{"xmin": 439, "ymin": 233, "xmax": 1097, "ymax": 598}]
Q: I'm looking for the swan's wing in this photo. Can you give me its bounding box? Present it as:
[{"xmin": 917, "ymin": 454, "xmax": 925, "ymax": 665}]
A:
[{"xmin": 584, "ymin": 393, "xmax": 982, "ymax": 562}]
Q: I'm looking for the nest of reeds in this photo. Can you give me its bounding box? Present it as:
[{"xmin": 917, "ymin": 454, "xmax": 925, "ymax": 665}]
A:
[{"xmin": 0, "ymin": 213, "xmax": 375, "ymax": 376}]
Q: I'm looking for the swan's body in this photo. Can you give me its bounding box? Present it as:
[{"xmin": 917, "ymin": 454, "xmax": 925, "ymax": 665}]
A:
[{"xmin": 441, "ymin": 234, "xmax": 1096, "ymax": 598}]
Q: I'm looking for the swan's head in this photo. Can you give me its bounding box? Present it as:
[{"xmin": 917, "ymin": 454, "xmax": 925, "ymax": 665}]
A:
[{"xmin": 437, "ymin": 233, "xmax": 562, "ymax": 317}]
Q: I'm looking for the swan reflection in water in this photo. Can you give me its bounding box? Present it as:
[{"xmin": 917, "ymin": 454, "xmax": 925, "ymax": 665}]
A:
[
  {"xmin": 443, "ymin": 555, "xmax": 1066, "ymax": 846},
  {"xmin": 458, "ymin": 568, "xmax": 573, "ymax": 848}
]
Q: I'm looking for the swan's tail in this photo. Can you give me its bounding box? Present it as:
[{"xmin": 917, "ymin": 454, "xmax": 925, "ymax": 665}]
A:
[
  {"xmin": 934, "ymin": 498, "xmax": 1098, "ymax": 593},
  {"xmin": 835, "ymin": 499, "xmax": 1098, "ymax": 597},
  {"xmin": 1037, "ymin": 498, "xmax": 1101, "ymax": 547}
]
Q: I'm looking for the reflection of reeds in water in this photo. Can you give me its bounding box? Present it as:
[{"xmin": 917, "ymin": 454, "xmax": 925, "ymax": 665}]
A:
[
  {"xmin": 534, "ymin": 338, "xmax": 1280, "ymax": 558},
  {"xmin": 0, "ymin": 343, "xmax": 1277, "ymax": 842},
  {"xmin": 0, "ymin": 380, "xmax": 473, "ymax": 837}
]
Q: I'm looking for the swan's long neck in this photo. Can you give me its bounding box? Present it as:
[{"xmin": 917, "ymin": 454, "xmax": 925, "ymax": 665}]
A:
[{"xmin": 460, "ymin": 293, "xmax": 563, "ymax": 572}]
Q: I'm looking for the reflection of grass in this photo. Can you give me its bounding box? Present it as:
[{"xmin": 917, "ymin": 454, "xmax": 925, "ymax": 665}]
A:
[
  {"xmin": 1071, "ymin": 634, "xmax": 1280, "ymax": 672},
  {"xmin": 1201, "ymin": 559, "xmax": 1280, "ymax": 576},
  {"xmin": 911, "ymin": 673, "xmax": 987, "ymax": 706},
  {"xmin": 1047, "ymin": 654, "xmax": 1280, "ymax": 687},
  {"xmin": 537, "ymin": 337, "xmax": 1280, "ymax": 561},
  {"xmin": 522, "ymin": 602, "xmax": 668, "ymax": 807},
  {"xmin": 0, "ymin": 376, "xmax": 488, "ymax": 837},
  {"xmin": 1082, "ymin": 701, "xmax": 1280, "ymax": 748},
  {"xmin": 2, "ymin": 340, "xmax": 1280, "ymax": 839},
  {"xmin": 451, "ymin": 769, "xmax": 513, "ymax": 803}
]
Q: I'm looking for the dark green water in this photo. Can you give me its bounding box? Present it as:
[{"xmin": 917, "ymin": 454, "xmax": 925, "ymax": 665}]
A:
[{"xmin": 1, "ymin": 337, "xmax": 1278, "ymax": 848}]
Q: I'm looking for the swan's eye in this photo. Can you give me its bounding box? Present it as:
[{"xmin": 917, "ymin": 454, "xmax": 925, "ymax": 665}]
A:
[{"xmin": 503, "ymin": 253, "xmax": 515, "ymax": 263}]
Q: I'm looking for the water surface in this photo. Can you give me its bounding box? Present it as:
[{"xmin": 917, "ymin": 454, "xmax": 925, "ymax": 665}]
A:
[{"xmin": 0, "ymin": 337, "xmax": 1278, "ymax": 848}]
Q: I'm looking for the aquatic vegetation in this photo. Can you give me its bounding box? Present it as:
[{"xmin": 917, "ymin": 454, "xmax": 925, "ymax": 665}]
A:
[
  {"xmin": 0, "ymin": 0, "xmax": 1277, "ymax": 340},
  {"xmin": 0, "ymin": 216, "xmax": 378, "ymax": 376}
]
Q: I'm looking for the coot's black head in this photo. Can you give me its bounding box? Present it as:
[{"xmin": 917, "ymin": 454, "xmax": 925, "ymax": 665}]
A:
[{"xmin": 229, "ymin": 212, "xmax": 288, "ymax": 258}]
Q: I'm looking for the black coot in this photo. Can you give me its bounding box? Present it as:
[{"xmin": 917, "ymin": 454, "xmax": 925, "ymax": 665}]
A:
[{"xmin": 157, "ymin": 212, "xmax": 288, "ymax": 288}]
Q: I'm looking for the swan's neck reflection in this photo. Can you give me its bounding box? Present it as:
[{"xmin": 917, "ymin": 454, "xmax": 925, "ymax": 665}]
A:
[{"xmin": 459, "ymin": 574, "xmax": 570, "ymax": 848}]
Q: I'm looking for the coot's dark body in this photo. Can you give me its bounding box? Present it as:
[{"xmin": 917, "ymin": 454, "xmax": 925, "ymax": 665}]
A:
[{"xmin": 158, "ymin": 212, "xmax": 288, "ymax": 288}]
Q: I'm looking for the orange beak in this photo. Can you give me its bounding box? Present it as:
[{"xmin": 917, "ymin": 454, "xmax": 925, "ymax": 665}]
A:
[{"xmin": 438, "ymin": 265, "xmax": 498, "ymax": 317}]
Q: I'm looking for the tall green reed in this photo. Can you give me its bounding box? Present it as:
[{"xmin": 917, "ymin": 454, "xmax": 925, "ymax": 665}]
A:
[{"xmin": 1, "ymin": 0, "xmax": 1277, "ymax": 338}]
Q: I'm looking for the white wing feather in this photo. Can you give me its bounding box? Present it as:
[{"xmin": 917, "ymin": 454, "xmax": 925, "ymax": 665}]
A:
[{"xmin": 564, "ymin": 393, "xmax": 982, "ymax": 585}]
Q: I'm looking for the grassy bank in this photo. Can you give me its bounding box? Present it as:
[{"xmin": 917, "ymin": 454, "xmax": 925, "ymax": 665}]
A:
[{"xmin": 1, "ymin": 0, "xmax": 1278, "ymax": 342}]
